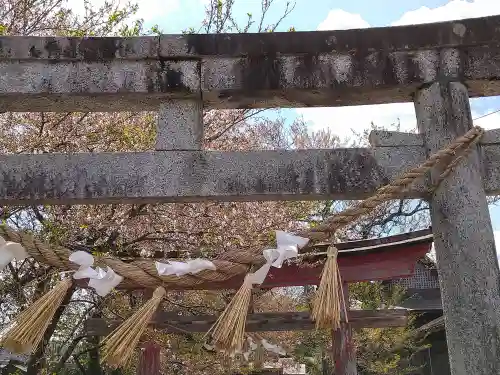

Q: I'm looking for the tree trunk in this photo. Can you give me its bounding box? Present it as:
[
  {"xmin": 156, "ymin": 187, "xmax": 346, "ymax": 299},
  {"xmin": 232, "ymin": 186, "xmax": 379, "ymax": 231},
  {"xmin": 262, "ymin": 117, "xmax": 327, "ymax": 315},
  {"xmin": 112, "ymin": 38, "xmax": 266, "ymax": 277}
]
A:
[
  {"xmin": 332, "ymin": 324, "xmax": 357, "ymax": 375},
  {"xmin": 52, "ymin": 335, "xmax": 85, "ymax": 373},
  {"xmin": 332, "ymin": 283, "xmax": 357, "ymax": 375},
  {"xmin": 87, "ymin": 307, "xmax": 104, "ymax": 375},
  {"xmin": 137, "ymin": 341, "xmax": 161, "ymax": 375}
]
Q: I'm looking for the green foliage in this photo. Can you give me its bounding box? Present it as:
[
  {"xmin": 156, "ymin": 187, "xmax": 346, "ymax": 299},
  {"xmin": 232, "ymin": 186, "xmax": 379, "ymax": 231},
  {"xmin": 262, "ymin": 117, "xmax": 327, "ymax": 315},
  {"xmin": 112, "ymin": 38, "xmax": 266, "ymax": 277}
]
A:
[
  {"xmin": 182, "ymin": 27, "xmax": 197, "ymax": 34},
  {"xmin": 349, "ymin": 281, "xmax": 406, "ymax": 310},
  {"xmin": 292, "ymin": 330, "xmax": 330, "ymax": 375},
  {"xmin": 149, "ymin": 24, "xmax": 162, "ymax": 35},
  {"xmin": 351, "ymin": 282, "xmax": 427, "ymax": 375},
  {"xmin": 289, "ymin": 282, "xmax": 426, "ymax": 375},
  {"xmin": 118, "ymin": 19, "xmax": 144, "ymax": 37}
]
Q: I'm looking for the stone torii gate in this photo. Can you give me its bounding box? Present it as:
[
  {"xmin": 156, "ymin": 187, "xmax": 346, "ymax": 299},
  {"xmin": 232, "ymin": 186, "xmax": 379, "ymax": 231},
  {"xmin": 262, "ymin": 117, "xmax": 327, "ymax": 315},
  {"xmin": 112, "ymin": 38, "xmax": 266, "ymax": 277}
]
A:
[{"xmin": 1, "ymin": 14, "xmax": 500, "ymax": 375}]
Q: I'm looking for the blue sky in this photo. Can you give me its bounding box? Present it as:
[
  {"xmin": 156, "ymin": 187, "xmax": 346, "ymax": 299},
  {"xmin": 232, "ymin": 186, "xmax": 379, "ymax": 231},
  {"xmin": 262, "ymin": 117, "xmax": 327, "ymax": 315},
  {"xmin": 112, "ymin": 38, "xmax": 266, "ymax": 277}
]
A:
[{"xmin": 85, "ymin": 0, "xmax": 500, "ymax": 253}]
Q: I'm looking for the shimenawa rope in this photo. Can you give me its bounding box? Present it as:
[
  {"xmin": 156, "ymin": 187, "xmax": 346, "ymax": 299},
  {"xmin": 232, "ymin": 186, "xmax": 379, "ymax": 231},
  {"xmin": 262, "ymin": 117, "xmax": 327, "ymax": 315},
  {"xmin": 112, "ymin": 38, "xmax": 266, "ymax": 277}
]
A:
[{"xmin": 0, "ymin": 126, "xmax": 484, "ymax": 289}]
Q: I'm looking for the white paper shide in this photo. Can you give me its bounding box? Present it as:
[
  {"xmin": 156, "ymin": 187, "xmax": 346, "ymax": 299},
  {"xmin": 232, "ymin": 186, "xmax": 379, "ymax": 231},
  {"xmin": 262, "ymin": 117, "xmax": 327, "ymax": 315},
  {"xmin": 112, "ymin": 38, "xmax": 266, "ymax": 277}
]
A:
[
  {"xmin": 247, "ymin": 231, "xmax": 309, "ymax": 285},
  {"xmin": 69, "ymin": 251, "xmax": 123, "ymax": 296},
  {"xmin": 155, "ymin": 258, "xmax": 216, "ymax": 277},
  {"xmin": 0, "ymin": 236, "xmax": 28, "ymax": 270}
]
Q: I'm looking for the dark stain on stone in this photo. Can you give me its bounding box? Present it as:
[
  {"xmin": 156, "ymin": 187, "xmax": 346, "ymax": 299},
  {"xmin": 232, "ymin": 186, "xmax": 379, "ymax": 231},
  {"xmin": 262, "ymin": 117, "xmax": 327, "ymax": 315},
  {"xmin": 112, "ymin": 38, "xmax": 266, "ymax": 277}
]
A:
[
  {"xmin": 379, "ymin": 53, "xmax": 402, "ymax": 86},
  {"xmin": 218, "ymin": 91, "xmax": 232, "ymax": 99},
  {"xmin": 44, "ymin": 39, "xmax": 61, "ymax": 58},
  {"xmin": 147, "ymin": 60, "xmax": 191, "ymax": 93},
  {"xmin": 299, "ymin": 165, "xmax": 315, "ymax": 194},
  {"xmin": 184, "ymin": 16, "xmax": 500, "ymax": 57},
  {"xmin": 1, "ymin": 170, "xmax": 53, "ymax": 201},
  {"xmin": 239, "ymin": 53, "xmax": 283, "ymax": 92},
  {"xmin": 225, "ymin": 178, "xmax": 245, "ymax": 195},
  {"xmin": 162, "ymin": 63, "xmax": 183, "ymax": 92},
  {"xmin": 254, "ymin": 178, "xmax": 266, "ymax": 194},
  {"xmin": 326, "ymin": 153, "xmax": 348, "ymax": 194},
  {"xmin": 78, "ymin": 38, "xmax": 119, "ymax": 61},
  {"xmin": 29, "ymin": 46, "xmax": 41, "ymax": 58},
  {"xmin": 294, "ymin": 54, "xmax": 321, "ymax": 89},
  {"xmin": 63, "ymin": 38, "xmax": 79, "ymax": 59}
]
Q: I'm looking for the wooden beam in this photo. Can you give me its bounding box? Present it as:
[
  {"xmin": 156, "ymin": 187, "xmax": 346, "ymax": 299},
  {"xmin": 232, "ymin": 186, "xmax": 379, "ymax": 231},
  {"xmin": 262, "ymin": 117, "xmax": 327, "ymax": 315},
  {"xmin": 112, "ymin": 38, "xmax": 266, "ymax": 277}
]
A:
[
  {"xmin": 332, "ymin": 283, "xmax": 357, "ymax": 375},
  {"xmin": 84, "ymin": 309, "xmax": 408, "ymax": 336},
  {"xmin": 413, "ymin": 316, "xmax": 445, "ymax": 337}
]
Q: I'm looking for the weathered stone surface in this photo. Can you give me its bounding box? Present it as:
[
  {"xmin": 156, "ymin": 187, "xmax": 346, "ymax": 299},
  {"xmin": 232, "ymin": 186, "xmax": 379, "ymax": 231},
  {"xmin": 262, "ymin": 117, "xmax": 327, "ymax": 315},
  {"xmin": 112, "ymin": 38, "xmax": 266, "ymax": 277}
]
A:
[
  {"xmin": 2, "ymin": 16, "xmax": 500, "ymax": 60},
  {"xmin": 201, "ymin": 46, "xmax": 500, "ymax": 108},
  {"xmin": 415, "ymin": 81, "xmax": 500, "ymax": 375},
  {"xmin": 479, "ymin": 128, "xmax": 500, "ymax": 144},
  {"xmin": 156, "ymin": 100, "xmax": 203, "ymax": 150},
  {"xmin": 3, "ymin": 140, "xmax": 500, "ymax": 205},
  {"xmin": 0, "ymin": 59, "xmax": 200, "ymax": 112},
  {"xmin": 160, "ymin": 15, "xmax": 500, "ymax": 56},
  {"xmin": 2, "ymin": 45, "xmax": 500, "ymax": 111},
  {"xmin": 0, "ymin": 36, "xmax": 159, "ymax": 59},
  {"xmin": 369, "ymin": 131, "xmax": 423, "ymax": 147},
  {"xmin": 0, "ymin": 147, "xmax": 426, "ymax": 205},
  {"xmin": 2, "ymin": 16, "xmax": 500, "ymax": 111},
  {"xmin": 370, "ymin": 129, "xmax": 500, "ymax": 148}
]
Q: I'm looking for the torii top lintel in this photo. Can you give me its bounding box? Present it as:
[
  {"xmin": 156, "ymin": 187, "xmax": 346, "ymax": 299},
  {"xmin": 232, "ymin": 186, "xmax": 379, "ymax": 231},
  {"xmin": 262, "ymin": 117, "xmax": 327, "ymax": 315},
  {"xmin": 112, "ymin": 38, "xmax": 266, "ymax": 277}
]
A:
[{"xmin": 1, "ymin": 15, "xmax": 500, "ymax": 111}]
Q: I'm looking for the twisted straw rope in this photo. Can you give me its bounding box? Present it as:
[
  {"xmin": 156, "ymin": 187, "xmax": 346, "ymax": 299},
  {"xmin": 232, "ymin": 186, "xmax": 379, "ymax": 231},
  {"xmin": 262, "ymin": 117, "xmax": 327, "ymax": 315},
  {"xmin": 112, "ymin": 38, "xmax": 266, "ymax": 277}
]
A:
[
  {"xmin": 0, "ymin": 126, "xmax": 484, "ymax": 289},
  {"xmin": 303, "ymin": 126, "xmax": 485, "ymax": 241}
]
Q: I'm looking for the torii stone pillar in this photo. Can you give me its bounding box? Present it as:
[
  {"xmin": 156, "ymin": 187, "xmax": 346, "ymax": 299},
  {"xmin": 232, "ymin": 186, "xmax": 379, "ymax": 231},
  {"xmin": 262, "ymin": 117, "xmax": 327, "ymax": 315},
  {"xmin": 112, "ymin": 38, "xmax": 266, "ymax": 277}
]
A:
[
  {"xmin": 156, "ymin": 99, "xmax": 203, "ymax": 151},
  {"xmin": 414, "ymin": 81, "xmax": 500, "ymax": 375}
]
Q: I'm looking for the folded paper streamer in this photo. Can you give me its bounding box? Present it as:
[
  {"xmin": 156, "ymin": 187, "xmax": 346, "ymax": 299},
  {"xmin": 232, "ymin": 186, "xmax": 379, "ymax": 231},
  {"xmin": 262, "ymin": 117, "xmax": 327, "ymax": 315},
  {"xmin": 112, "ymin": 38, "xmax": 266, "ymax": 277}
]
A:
[
  {"xmin": 155, "ymin": 258, "xmax": 216, "ymax": 277},
  {"xmin": 89, "ymin": 267, "xmax": 123, "ymax": 297},
  {"xmin": 69, "ymin": 251, "xmax": 98, "ymax": 279},
  {"xmin": 69, "ymin": 251, "xmax": 123, "ymax": 296},
  {"xmin": 248, "ymin": 231, "xmax": 309, "ymax": 285},
  {"xmin": 204, "ymin": 336, "xmax": 285, "ymax": 361},
  {"xmin": 261, "ymin": 339, "xmax": 286, "ymax": 356},
  {"xmin": 0, "ymin": 236, "xmax": 28, "ymax": 270}
]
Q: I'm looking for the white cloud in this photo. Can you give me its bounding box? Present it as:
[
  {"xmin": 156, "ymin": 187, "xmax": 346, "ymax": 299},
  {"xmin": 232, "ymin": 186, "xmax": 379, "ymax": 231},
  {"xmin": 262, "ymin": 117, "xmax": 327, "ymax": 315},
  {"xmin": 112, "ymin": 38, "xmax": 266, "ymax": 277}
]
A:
[
  {"xmin": 317, "ymin": 9, "xmax": 370, "ymax": 30},
  {"xmin": 299, "ymin": 1, "xmax": 500, "ymax": 142},
  {"xmin": 391, "ymin": 0, "xmax": 500, "ymax": 26},
  {"xmin": 296, "ymin": 103, "xmax": 417, "ymax": 142},
  {"xmin": 296, "ymin": 100, "xmax": 500, "ymax": 143}
]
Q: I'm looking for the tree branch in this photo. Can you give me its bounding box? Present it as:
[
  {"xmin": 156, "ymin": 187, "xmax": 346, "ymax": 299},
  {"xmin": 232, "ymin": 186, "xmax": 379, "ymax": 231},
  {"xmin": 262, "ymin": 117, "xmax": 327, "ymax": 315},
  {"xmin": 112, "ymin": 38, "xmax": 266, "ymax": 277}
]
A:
[{"xmin": 51, "ymin": 335, "xmax": 85, "ymax": 374}]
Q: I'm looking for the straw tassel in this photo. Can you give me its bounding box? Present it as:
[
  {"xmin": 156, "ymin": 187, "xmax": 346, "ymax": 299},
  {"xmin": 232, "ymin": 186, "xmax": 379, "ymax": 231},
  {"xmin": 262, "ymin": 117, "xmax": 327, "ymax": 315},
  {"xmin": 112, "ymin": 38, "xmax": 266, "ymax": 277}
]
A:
[
  {"xmin": 0, "ymin": 278, "xmax": 74, "ymax": 354},
  {"xmin": 101, "ymin": 286, "xmax": 166, "ymax": 368},
  {"xmin": 206, "ymin": 275, "xmax": 252, "ymax": 352},
  {"xmin": 311, "ymin": 246, "xmax": 347, "ymax": 330}
]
